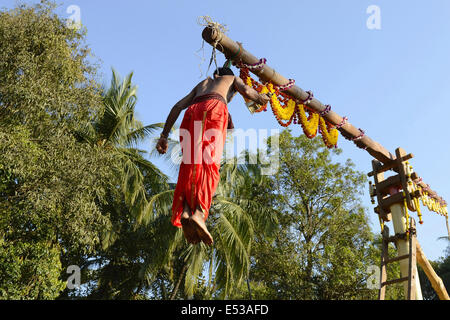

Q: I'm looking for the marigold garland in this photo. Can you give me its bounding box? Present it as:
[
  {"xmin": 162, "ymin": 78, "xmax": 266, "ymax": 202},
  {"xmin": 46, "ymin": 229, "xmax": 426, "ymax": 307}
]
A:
[
  {"xmin": 400, "ymin": 163, "xmax": 449, "ymax": 227},
  {"xmin": 238, "ymin": 67, "xmax": 340, "ymax": 148},
  {"xmin": 319, "ymin": 117, "xmax": 339, "ymax": 148},
  {"xmin": 297, "ymin": 104, "xmax": 319, "ymax": 138}
]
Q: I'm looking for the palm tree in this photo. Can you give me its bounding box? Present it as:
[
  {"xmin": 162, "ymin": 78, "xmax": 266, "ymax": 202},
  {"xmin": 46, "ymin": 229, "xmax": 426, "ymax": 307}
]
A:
[
  {"xmin": 69, "ymin": 69, "xmax": 185, "ymax": 299},
  {"xmin": 76, "ymin": 68, "xmax": 170, "ymax": 231},
  {"xmin": 146, "ymin": 149, "xmax": 279, "ymax": 299}
]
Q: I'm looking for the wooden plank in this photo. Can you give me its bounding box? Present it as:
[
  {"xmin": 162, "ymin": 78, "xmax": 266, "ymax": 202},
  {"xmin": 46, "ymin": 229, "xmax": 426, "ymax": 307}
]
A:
[
  {"xmin": 386, "ymin": 232, "xmax": 407, "ymax": 244},
  {"xmin": 368, "ymin": 153, "xmax": 413, "ymax": 177},
  {"xmin": 380, "ymin": 192, "xmax": 404, "ymax": 212},
  {"xmin": 379, "ymin": 190, "xmax": 421, "ymax": 213},
  {"xmin": 202, "ymin": 26, "xmax": 395, "ymax": 162},
  {"xmin": 381, "ymin": 277, "xmax": 409, "ymax": 287},
  {"xmin": 384, "ymin": 254, "xmax": 410, "ymax": 265},
  {"xmin": 372, "ymin": 160, "xmax": 391, "ymax": 222},
  {"xmin": 376, "ymin": 174, "xmax": 401, "ymax": 196}
]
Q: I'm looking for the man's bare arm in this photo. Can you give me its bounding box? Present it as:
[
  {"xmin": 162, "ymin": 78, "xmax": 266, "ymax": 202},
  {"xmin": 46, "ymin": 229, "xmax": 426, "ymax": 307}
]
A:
[
  {"xmin": 160, "ymin": 88, "xmax": 196, "ymax": 138},
  {"xmin": 156, "ymin": 87, "xmax": 197, "ymax": 154},
  {"xmin": 233, "ymin": 76, "xmax": 270, "ymax": 105}
]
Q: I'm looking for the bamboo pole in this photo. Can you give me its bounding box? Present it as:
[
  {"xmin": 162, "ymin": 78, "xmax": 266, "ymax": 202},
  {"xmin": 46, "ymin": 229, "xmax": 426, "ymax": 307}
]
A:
[
  {"xmin": 201, "ymin": 26, "xmax": 446, "ymax": 205},
  {"xmin": 416, "ymin": 241, "xmax": 450, "ymax": 300}
]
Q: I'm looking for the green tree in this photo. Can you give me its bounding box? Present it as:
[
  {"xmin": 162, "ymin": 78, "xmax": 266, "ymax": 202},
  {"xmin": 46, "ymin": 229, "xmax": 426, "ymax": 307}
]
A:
[
  {"xmin": 76, "ymin": 68, "xmax": 168, "ymax": 229},
  {"xmin": 242, "ymin": 130, "xmax": 384, "ymax": 299},
  {"xmin": 61, "ymin": 69, "xmax": 173, "ymax": 299},
  {"xmin": 0, "ymin": 1, "xmax": 118, "ymax": 299},
  {"xmin": 419, "ymin": 244, "xmax": 450, "ymax": 300}
]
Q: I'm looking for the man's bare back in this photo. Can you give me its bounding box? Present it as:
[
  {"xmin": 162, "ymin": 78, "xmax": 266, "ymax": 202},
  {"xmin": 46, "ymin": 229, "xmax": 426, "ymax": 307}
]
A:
[
  {"xmin": 194, "ymin": 74, "xmax": 269, "ymax": 106},
  {"xmin": 194, "ymin": 75, "xmax": 235, "ymax": 102}
]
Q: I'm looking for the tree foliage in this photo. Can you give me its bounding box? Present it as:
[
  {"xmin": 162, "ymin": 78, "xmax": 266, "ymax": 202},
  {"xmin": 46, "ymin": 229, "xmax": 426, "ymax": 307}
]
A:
[
  {"xmin": 242, "ymin": 131, "xmax": 381, "ymax": 299},
  {"xmin": 0, "ymin": 1, "xmax": 118, "ymax": 298}
]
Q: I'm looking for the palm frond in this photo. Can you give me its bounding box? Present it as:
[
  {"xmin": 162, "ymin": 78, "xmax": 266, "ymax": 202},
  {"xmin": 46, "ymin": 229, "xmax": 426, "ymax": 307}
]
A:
[
  {"xmin": 139, "ymin": 189, "xmax": 174, "ymax": 226},
  {"xmin": 183, "ymin": 243, "xmax": 209, "ymax": 298},
  {"xmin": 125, "ymin": 123, "xmax": 164, "ymax": 147},
  {"xmin": 139, "ymin": 213, "xmax": 183, "ymax": 285},
  {"xmin": 210, "ymin": 204, "xmax": 254, "ymax": 296}
]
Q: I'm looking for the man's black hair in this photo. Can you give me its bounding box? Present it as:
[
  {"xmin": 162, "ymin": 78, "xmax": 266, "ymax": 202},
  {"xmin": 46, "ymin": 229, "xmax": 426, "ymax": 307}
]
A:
[{"xmin": 213, "ymin": 67, "xmax": 234, "ymax": 76}]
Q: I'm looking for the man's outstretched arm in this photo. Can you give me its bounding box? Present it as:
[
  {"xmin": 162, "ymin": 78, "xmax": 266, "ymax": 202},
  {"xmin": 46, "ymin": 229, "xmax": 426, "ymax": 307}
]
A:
[
  {"xmin": 156, "ymin": 88, "xmax": 196, "ymax": 154},
  {"xmin": 233, "ymin": 76, "xmax": 270, "ymax": 105}
]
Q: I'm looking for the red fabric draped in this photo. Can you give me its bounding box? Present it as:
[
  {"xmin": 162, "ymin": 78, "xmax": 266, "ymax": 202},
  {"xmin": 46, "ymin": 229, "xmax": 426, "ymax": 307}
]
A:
[{"xmin": 171, "ymin": 94, "xmax": 229, "ymax": 228}]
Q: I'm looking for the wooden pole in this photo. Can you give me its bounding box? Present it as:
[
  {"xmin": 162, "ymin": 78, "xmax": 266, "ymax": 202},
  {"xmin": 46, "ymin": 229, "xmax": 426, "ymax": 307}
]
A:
[
  {"xmin": 389, "ymin": 196, "xmax": 422, "ymax": 299},
  {"xmin": 378, "ymin": 226, "xmax": 389, "ymax": 300},
  {"xmin": 416, "ymin": 241, "xmax": 450, "ymax": 300},
  {"xmin": 201, "ymin": 26, "xmax": 446, "ymax": 205},
  {"xmin": 407, "ymin": 219, "xmax": 418, "ymax": 300}
]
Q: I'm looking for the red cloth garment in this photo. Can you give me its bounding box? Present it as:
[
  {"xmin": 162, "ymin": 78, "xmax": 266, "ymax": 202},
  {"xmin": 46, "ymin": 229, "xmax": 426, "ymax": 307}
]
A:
[{"xmin": 171, "ymin": 93, "xmax": 229, "ymax": 228}]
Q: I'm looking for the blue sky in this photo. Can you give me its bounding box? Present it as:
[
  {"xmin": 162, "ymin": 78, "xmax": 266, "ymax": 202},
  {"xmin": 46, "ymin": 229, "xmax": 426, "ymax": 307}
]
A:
[{"xmin": 4, "ymin": 0, "xmax": 450, "ymax": 261}]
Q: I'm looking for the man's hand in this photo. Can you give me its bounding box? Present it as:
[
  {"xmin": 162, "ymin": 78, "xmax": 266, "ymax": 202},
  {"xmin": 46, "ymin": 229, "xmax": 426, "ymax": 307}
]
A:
[
  {"xmin": 156, "ymin": 136, "xmax": 168, "ymax": 154},
  {"xmin": 258, "ymin": 93, "xmax": 271, "ymax": 105}
]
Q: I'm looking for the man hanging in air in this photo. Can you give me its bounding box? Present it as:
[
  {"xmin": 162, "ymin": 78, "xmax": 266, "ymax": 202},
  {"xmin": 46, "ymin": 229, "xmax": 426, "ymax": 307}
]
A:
[{"xmin": 156, "ymin": 67, "xmax": 270, "ymax": 245}]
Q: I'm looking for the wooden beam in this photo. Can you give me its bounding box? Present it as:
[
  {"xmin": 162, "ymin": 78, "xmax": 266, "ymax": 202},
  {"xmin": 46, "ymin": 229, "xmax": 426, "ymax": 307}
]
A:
[
  {"xmin": 368, "ymin": 153, "xmax": 413, "ymax": 177},
  {"xmin": 372, "ymin": 160, "xmax": 391, "ymax": 222},
  {"xmin": 407, "ymin": 220, "xmax": 418, "ymax": 300},
  {"xmin": 202, "ymin": 27, "xmax": 393, "ymax": 162},
  {"xmin": 376, "ymin": 174, "xmax": 401, "ymax": 196},
  {"xmin": 201, "ymin": 26, "xmax": 446, "ymax": 205},
  {"xmin": 382, "ymin": 277, "xmax": 409, "ymax": 287},
  {"xmin": 384, "ymin": 254, "xmax": 410, "ymax": 265},
  {"xmin": 416, "ymin": 241, "xmax": 450, "ymax": 300},
  {"xmin": 377, "ymin": 189, "xmax": 421, "ymax": 213}
]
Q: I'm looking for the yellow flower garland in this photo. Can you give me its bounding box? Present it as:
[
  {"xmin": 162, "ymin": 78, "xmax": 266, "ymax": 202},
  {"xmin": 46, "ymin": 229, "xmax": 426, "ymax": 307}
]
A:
[
  {"xmin": 298, "ymin": 104, "xmax": 319, "ymax": 138},
  {"xmin": 411, "ymin": 184, "xmax": 449, "ymax": 223},
  {"xmin": 240, "ymin": 68, "xmax": 341, "ymax": 149},
  {"xmin": 319, "ymin": 117, "xmax": 339, "ymax": 148},
  {"xmin": 267, "ymin": 83, "xmax": 296, "ymax": 120}
]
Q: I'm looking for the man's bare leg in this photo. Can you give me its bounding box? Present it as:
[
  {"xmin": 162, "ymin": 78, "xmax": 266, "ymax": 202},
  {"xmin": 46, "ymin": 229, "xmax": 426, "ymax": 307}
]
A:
[
  {"xmin": 190, "ymin": 205, "xmax": 213, "ymax": 246},
  {"xmin": 180, "ymin": 201, "xmax": 200, "ymax": 244}
]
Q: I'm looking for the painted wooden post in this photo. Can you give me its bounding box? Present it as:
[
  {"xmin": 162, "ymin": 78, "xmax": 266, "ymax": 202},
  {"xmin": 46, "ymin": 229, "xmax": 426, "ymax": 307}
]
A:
[{"xmin": 388, "ymin": 202, "xmax": 422, "ymax": 299}]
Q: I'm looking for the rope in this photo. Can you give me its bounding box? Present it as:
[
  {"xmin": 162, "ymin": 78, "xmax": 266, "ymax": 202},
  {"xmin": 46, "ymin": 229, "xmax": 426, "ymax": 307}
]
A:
[
  {"xmin": 197, "ymin": 16, "xmax": 229, "ymax": 34},
  {"xmin": 197, "ymin": 16, "xmax": 229, "ymax": 75}
]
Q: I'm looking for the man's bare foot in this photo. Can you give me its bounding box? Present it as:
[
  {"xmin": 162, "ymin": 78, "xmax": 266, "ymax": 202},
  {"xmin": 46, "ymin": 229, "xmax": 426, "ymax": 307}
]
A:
[
  {"xmin": 190, "ymin": 208, "xmax": 213, "ymax": 246},
  {"xmin": 181, "ymin": 208, "xmax": 200, "ymax": 245}
]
